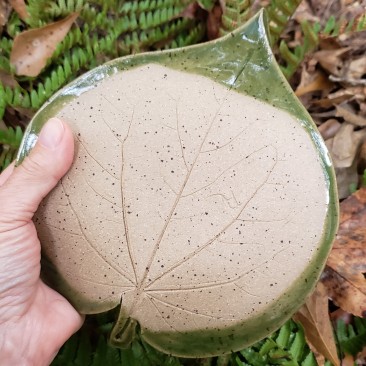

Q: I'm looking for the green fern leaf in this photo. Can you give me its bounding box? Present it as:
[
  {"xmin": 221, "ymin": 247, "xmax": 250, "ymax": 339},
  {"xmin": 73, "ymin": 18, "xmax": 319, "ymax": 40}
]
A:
[
  {"xmin": 0, "ymin": 0, "xmax": 208, "ymax": 120},
  {"xmin": 0, "ymin": 126, "xmax": 23, "ymax": 148},
  {"xmin": 0, "ymin": 83, "xmax": 6, "ymax": 118},
  {"xmin": 74, "ymin": 331, "xmax": 93, "ymax": 366},
  {"xmin": 337, "ymin": 318, "xmax": 366, "ymax": 356},
  {"xmin": 198, "ymin": 0, "xmax": 216, "ymax": 11},
  {"xmin": 266, "ymin": 0, "xmax": 302, "ymax": 45},
  {"xmin": 219, "ymin": 0, "xmax": 252, "ymax": 35},
  {"xmin": 51, "ymin": 332, "xmax": 79, "ymax": 366}
]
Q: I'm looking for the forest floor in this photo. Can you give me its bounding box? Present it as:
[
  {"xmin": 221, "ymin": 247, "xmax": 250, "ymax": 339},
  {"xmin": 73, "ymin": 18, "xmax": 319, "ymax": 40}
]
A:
[
  {"xmin": 1, "ymin": 0, "xmax": 366, "ymax": 364},
  {"xmin": 261, "ymin": 1, "xmax": 366, "ymax": 364}
]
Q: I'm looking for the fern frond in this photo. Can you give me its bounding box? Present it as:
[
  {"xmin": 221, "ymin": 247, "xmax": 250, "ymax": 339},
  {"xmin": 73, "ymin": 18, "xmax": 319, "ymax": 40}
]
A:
[
  {"xmin": 132, "ymin": 18, "xmax": 193, "ymax": 51},
  {"xmin": 91, "ymin": 336, "xmax": 119, "ymax": 366},
  {"xmin": 319, "ymin": 12, "xmax": 366, "ymax": 37},
  {"xmin": 53, "ymin": 323, "xmax": 185, "ymax": 366},
  {"xmin": 118, "ymin": 0, "xmax": 181, "ymax": 15},
  {"xmin": 139, "ymin": 6, "xmax": 187, "ymax": 30},
  {"xmin": 6, "ymin": 11, "xmax": 23, "ymax": 37},
  {"xmin": 0, "ymin": 125, "xmax": 22, "ymax": 149},
  {"xmin": 2, "ymin": 83, "xmax": 31, "ymax": 110},
  {"xmin": 165, "ymin": 22, "xmax": 206, "ymax": 49},
  {"xmin": 266, "ymin": 0, "xmax": 302, "ymax": 45},
  {"xmin": 0, "ymin": 0, "xmax": 207, "ymax": 120},
  {"xmin": 26, "ymin": 0, "xmax": 84, "ymax": 27},
  {"xmin": 0, "ymin": 56, "xmax": 11, "ymax": 73},
  {"xmin": 52, "ymin": 317, "xmax": 321, "ymax": 366},
  {"xmin": 0, "ymin": 37, "xmax": 12, "ymax": 54},
  {"xmin": 0, "ymin": 83, "xmax": 6, "ymax": 118},
  {"xmin": 219, "ymin": 0, "xmax": 252, "ymax": 36},
  {"xmin": 0, "ymin": 125, "xmax": 23, "ymax": 171},
  {"xmin": 218, "ymin": 0, "xmax": 302, "ymax": 44},
  {"xmin": 279, "ymin": 20, "xmax": 318, "ymax": 79},
  {"xmin": 24, "ymin": 1, "xmax": 47, "ymax": 27},
  {"xmin": 40, "ymin": 0, "xmax": 86, "ymax": 19},
  {"xmin": 336, "ymin": 317, "xmax": 366, "ymax": 357},
  {"xmin": 234, "ymin": 320, "xmax": 317, "ymax": 366}
]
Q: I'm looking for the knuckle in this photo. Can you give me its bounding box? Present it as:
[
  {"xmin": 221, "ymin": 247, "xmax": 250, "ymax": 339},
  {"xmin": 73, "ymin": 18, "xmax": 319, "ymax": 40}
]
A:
[
  {"xmin": 19, "ymin": 154, "xmax": 45, "ymax": 178},
  {"xmin": 18, "ymin": 151, "xmax": 58, "ymax": 185}
]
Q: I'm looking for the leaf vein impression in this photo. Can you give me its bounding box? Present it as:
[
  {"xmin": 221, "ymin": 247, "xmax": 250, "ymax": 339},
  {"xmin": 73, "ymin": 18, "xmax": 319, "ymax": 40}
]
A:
[
  {"xmin": 62, "ymin": 271, "xmax": 134, "ymax": 289},
  {"xmin": 45, "ymin": 223, "xmax": 84, "ymax": 237},
  {"xmin": 98, "ymin": 107, "xmax": 139, "ymax": 285},
  {"xmin": 76, "ymin": 135, "xmax": 119, "ymax": 181},
  {"xmin": 138, "ymin": 97, "xmax": 230, "ymax": 291},
  {"xmin": 119, "ymin": 109, "xmax": 138, "ymax": 285},
  {"xmin": 147, "ymin": 293, "xmax": 235, "ymax": 321},
  {"xmin": 181, "ymin": 145, "xmax": 271, "ymax": 199},
  {"xmin": 175, "ymin": 103, "xmax": 189, "ymax": 171},
  {"xmin": 60, "ymin": 179, "xmax": 135, "ymax": 286},
  {"xmin": 201, "ymin": 126, "xmax": 249, "ymax": 153},
  {"xmin": 146, "ymin": 148, "xmax": 278, "ymax": 289},
  {"xmin": 83, "ymin": 175, "xmax": 122, "ymax": 208},
  {"xmin": 148, "ymin": 246, "xmax": 286, "ymax": 294},
  {"xmin": 146, "ymin": 295, "xmax": 182, "ymax": 333}
]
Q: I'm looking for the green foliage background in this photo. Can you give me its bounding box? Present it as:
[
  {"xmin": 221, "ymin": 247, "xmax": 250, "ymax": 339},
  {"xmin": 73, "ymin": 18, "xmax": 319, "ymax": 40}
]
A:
[
  {"xmin": 1, "ymin": 0, "xmax": 365, "ymax": 147},
  {"xmin": 1, "ymin": 0, "xmax": 366, "ymax": 364},
  {"xmin": 52, "ymin": 313, "xmax": 366, "ymax": 366}
]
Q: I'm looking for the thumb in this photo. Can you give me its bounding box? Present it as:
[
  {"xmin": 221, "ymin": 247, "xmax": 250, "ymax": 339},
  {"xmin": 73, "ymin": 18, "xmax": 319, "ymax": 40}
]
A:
[{"xmin": 0, "ymin": 118, "xmax": 74, "ymax": 229}]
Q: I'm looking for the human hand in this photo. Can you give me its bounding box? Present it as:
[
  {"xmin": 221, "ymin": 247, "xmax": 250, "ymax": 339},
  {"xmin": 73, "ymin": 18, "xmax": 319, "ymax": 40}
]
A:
[{"xmin": 0, "ymin": 118, "xmax": 84, "ymax": 366}]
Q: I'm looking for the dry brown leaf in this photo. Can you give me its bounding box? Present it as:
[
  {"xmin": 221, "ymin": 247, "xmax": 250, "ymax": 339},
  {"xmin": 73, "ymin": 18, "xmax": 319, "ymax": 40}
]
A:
[
  {"xmin": 296, "ymin": 66, "xmax": 317, "ymax": 109},
  {"xmin": 330, "ymin": 87, "xmax": 365, "ymax": 101},
  {"xmin": 327, "ymin": 122, "xmax": 366, "ymax": 198},
  {"xmin": 310, "ymin": 0, "xmax": 342, "ymax": 22},
  {"xmin": 293, "ymin": 0, "xmax": 320, "ymax": 23},
  {"xmin": 295, "ymin": 72, "xmax": 334, "ymax": 97},
  {"xmin": 336, "ymin": 104, "xmax": 366, "ymax": 127},
  {"xmin": 219, "ymin": 0, "xmax": 226, "ymax": 12},
  {"xmin": 342, "ymin": 354, "xmax": 355, "ymax": 366},
  {"xmin": 179, "ymin": 2, "xmax": 199, "ymax": 19},
  {"xmin": 334, "ymin": 164, "xmax": 358, "ymax": 199},
  {"xmin": 329, "ymin": 75, "xmax": 366, "ymax": 87},
  {"xmin": 318, "ymin": 119, "xmax": 341, "ymax": 140},
  {"xmin": 312, "ymin": 86, "xmax": 366, "ymax": 108},
  {"xmin": 356, "ymin": 345, "xmax": 366, "ymax": 365},
  {"xmin": 321, "ymin": 187, "xmax": 366, "ymax": 317},
  {"xmin": 312, "ymin": 96, "xmax": 346, "ymax": 109},
  {"xmin": 207, "ymin": 4, "xmax": 223, "ymax": 40},
  {"xmin": 0, "ymin": 0, "xmax": 11, "ymax": 27},
  {"xmin": 347, "ymin": 56, "xmax": 366, "ymax": 80},
  {"xmin": 311, "ymin": 110, "xmax": 337, "ymax": 119},
  {"xmin": 325, "ymin": 137, "xmax": 358, "ymax": 199},
  {"xmin": 10, "ymin": 13, "xmax": 78, "ymax": 77},
  {"xmin": 312, "ymin": 88, "xmax": 358, "ymax": 109},
  {"xmin": 330, "ymin": 308, "xmax": 352, "ymax": 324},
  {"xmin": 358, "ymin": 141, "xmax": 366, "ymax": 173},
  {"xmin": 9, "ymin": 0, "xmax": 29, "ymax": 21},
  {"xmin": 293, "ymin": 282, "xmax": 340, "ymax": 366},
  {"xmin": 308, "ymin": 342, "xmax": 326, "ymax": 366},
  {"xmin": 313, "ymin": 48, "xmax": 350, "ymax": 76},
  {"xmin": 331, "ymin": 122, "xmax": 366, "ymax": 168},
  {"xmin": 0, "ymin": 70, "xmax": 19, "ymax": 88}
]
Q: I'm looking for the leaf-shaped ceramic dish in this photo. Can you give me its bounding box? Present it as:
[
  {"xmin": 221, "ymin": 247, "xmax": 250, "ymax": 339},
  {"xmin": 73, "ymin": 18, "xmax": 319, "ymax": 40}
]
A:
[{"xmin": 17, "ymin": 10, "xmax": 338, "ymax": 358}]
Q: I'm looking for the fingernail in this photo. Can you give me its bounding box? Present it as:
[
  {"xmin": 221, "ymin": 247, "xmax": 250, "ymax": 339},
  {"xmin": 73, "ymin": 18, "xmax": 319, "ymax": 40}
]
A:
[{"xmin": 38, "ymin": 118, "xmax": 64, "ymax": 149}]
